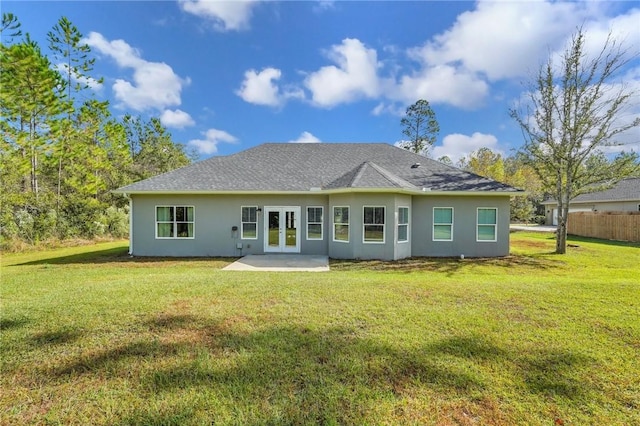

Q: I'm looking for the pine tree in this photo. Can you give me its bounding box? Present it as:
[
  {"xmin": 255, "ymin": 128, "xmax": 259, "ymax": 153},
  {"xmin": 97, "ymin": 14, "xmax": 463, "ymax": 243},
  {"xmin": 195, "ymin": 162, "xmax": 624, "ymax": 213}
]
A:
[
  {"xmin": 47, "ymin": 16, "xmax": 102, "ymax": 218},
  {"xmin": 399, "ymin": 99, "xmax": 439, "ymax": 155}
]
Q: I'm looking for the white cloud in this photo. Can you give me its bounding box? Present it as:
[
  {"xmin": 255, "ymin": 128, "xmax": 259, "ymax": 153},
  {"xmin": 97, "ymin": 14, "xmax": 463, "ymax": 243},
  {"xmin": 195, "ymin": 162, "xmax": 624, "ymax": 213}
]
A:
[
  {"xmin": 574, "ymin": 8, "xmax": 640, "ymax": 63},
  {"xmin": 84, "ymin": 32, "xmax": 189, "ymax": 112},
  {"xmin": 187, "ymin": 128, "xmax": 237, "ymax": 155},
  {"xmin": 432, "ymin": 132, "xmax": 502, "ymax": 164},
  {"xmin": 160, "ymin": 109, "xmax": 195, "ymax": 129},
  {"xmin": 237, "ymin": 67, "xmax": 305, "ymax": 107},
  {"xmin": 179, "ymin": 0, "xmax": 259, "ymax": 31},
  {"xmin": 313, "ymin": 1, "xmax": 335, "ymax": 13},
  {"xmin": 234, "ymin": 2, "xmax": 638, "ymax": 114},
  {"xmin": 83, "ymin": 32, "xmax": 143, "ymax": 68},
  {"xmin": 237, "ymin": 68, "xmax": 280, "ymax": 106},
  {"xmin": 417, "ymin": 1, "xmax": 589, "ymax": 81},
  {"xmin": 288, "ymin": 131, "xmax": 321, "ymax": 143},
  {"xmin": 371, "ymin": 102, "xmax": 404, "ymax": 116},
  {"xmin": 394, "ymin": 65, "xmax": 488, "ymax": 109},
  {"xmin": 304, "ymin": 38, "xmax": 381, "ymax": 107}
]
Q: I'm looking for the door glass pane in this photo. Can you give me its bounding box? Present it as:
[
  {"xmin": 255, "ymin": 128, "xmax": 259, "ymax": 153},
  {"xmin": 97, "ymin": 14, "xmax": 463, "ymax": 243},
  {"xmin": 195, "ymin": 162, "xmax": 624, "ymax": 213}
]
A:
[
  {"xmin": 268, "ymin": 211, "xmax": 280, "ymax": 247},
  {"xmin": 285, "ymin": 211, "xmax": 296, "ymax": 247}
]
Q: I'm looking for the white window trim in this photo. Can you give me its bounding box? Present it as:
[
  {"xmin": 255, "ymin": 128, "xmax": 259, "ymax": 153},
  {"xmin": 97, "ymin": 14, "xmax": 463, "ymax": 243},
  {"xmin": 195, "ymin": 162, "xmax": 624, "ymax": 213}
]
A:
[
  {"xmin": 306, "ymin": 206, "xmax": 324, "ymax": 241},
  {"xmin": 332, "ymin": 206, "xmax": 350, "ymax": 243},
  {"xmin": 363, "ymin": 206, "xmax": 385, "ymax": 244},
  {"xmin": 397, "ymin": 206, "xmax": 409, "ymax": 243},
  {"xmin": 241, "ymin": 206, "xmax": 258, "ymax": 240},
  {"xmin": 433, "ymin": 207, "xmax": 454, "ymax": 242},
  {"xmin": 155, "ymin": 205, "xmax": 195, "ymax": 239},
  {"xmin": 476, "ymin": 207, "xmax": 498, "ymax": 242}
]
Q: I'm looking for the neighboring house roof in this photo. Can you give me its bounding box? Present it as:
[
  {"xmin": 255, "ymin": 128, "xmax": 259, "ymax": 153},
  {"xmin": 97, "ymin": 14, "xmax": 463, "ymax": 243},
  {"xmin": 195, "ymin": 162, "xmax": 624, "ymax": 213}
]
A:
[
  {"xmin": 542, "ymin": 178, "xmax": 640, "ymax": 204},
  {"xmin": 115, "ymin": 143, "xmax": 522, "ymax": 194}
]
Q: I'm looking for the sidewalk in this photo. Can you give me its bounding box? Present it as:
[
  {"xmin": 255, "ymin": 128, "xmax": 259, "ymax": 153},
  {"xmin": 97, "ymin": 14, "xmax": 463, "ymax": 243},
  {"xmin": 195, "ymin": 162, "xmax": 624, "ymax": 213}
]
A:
[{"xmin": 510, "ymin": 224, "xmax": 557, "ymax": 233}]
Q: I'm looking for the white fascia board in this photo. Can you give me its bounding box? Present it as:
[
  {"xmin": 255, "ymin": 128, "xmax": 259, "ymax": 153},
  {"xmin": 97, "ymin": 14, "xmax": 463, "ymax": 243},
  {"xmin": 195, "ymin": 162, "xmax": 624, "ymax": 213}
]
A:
[{"xmin": 114, "ymin": 188, "xmax": 521, "ymax": 197}]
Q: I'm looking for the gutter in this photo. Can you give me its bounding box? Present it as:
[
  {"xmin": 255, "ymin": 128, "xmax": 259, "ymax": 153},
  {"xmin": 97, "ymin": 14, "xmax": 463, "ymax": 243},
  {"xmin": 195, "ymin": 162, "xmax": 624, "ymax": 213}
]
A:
[{"xmin": 112, "ymin": 188, "xmax": 525, "ymax": 197}]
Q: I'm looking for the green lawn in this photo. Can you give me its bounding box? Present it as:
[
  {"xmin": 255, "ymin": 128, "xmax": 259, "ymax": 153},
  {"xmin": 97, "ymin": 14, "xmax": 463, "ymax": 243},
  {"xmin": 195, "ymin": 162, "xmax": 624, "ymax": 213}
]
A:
[{"xmin": 1, "ymin": 233, "xmax": 639, "ymax": 425}]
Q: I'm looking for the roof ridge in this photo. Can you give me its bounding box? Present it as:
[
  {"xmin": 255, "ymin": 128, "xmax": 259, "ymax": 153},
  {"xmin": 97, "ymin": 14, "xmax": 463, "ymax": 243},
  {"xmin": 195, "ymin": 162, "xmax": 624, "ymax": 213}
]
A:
[
  {"xmin": 366, "ymin": 162, "xmax": 417, "ymax": 189},
  {"xmin": 321, "ymin": 162, "xmax": 366, "ymax": 189},
  {"xmin": 350, "ymin": 162, "xmax": 371, "ymax": 187}
]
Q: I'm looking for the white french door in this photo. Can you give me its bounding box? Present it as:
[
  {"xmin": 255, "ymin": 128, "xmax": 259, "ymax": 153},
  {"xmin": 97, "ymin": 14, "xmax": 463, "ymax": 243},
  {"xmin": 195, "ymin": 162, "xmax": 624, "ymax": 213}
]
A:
[{"xmin": 264, "ymin": 207, "xmax": 300, "ymax": 253}]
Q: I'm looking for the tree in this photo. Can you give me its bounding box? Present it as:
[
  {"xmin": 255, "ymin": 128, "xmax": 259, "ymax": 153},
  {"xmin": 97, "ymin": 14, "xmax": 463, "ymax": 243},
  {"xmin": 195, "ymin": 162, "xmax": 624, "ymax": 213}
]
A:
[
  {"xmin": 122, "ymin": 115, "xmax": 192, "ymax": 180},
  {"xmin": 0, "ymin": 37, "xmax": 62, "ymax": 197},
  {"xmin": 510, "ymin": 29, "xmax": 640, "ymax": 254},
  {"xmin": 462, "ymin": 148, "xmax": 539, "ymax": 223},
  {"xmin": 466, "ymin": 147, "xmax": 505, "ymax": 183},
  {"xmin": 504, "ymin": 154, "xmax": 544, "ymax": 223},
  {"xmin": 48, "ymin": 16, "xmax": 102, "ymax": 216},
  {"xmin": 1, "ymin": 13, "xmax": 22, "ymax": 40},
  {"xmin": 1, "ymin": 35, "xmax": 64, "ymax": 243},
  {"xmin": 0, "ymin": 15, "xmax": 193, "ymax": 247},
  {"xmin": 437, "ymin": 155, "xmax": 453, "ymax": 165},
  {"xmin": 399, "ymin": 99, "xmax": 439, "ymax": 155}
]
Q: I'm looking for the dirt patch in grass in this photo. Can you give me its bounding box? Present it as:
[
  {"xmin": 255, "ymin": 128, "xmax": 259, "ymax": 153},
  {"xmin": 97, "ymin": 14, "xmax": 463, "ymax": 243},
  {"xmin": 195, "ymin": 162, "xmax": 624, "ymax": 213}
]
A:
[
  {"xmin": 512, "ymin": 238, "xmax": 553, "ymax": 250},
  {"xmin": 331, "ymin": 254, "xmax": 563, "ymax": 273}
]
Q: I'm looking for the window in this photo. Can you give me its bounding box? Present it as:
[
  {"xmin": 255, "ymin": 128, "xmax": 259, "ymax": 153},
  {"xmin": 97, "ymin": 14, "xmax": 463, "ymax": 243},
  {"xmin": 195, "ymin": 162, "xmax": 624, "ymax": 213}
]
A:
[
  {"xmin": 333, "ymin": 206, "xmax": 349, "ymax": 242},
  {"xmin": 156, "ymin": 206, "xmax": 194, "ymax": 239},
  {"xmin": 307, "ymin": 207, "xmax": 323, "ymax": 240},
  {"xmin": 241, "ymin": 206, "xmax": 258, "ymax": 239},
  {"xmin": 363, "ymin": 206, "xmax": 385, "ymax": 243},
  {"xmin": 398, "ymin": 207, "xmax": 409, "ymax": 243},
  {"xmin": 477, "ymin": 208, "xmax": 497, "ymax": 242},
  {"xmin": 433, "ymin": 207, "xmax": 453, "ymax": 241}
]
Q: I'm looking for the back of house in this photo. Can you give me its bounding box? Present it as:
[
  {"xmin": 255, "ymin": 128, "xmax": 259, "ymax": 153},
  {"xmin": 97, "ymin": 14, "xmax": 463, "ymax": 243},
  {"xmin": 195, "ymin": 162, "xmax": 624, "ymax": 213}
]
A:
[{"xmin": 114, "ymin": 143, "xmax": 522, "ymax": 260}]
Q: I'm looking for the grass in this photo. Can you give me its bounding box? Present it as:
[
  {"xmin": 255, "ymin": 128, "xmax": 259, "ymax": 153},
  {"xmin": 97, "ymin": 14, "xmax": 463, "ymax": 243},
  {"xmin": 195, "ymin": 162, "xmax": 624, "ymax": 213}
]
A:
[{"xmin": 1, "ymin": 232, "xmax": 639, "ymax": 425}]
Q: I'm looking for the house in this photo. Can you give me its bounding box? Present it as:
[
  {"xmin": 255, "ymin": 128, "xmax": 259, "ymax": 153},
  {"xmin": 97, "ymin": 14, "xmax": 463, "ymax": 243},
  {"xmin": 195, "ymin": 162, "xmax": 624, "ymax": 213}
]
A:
[
  {"xmin": 541, "ymin": 178, "xmax": 640, "ymax": 226},
  {"xmin": 114, "ymin": 143, "xmax": 523, "ymax": 260}
]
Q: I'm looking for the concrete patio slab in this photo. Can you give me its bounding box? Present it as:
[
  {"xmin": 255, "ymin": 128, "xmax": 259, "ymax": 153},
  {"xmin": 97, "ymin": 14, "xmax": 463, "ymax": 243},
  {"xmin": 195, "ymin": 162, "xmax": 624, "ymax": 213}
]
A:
[{"xmin": 222, "ymin": 254, "xmax": 330, "ymax": 272}]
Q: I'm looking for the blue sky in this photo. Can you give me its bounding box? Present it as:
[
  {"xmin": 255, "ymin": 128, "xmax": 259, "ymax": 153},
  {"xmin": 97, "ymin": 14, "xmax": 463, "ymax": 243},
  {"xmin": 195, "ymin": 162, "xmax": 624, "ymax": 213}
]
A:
[{"xmin": 5, "ymin": 0, "xmax": 640, "ymax": 161}]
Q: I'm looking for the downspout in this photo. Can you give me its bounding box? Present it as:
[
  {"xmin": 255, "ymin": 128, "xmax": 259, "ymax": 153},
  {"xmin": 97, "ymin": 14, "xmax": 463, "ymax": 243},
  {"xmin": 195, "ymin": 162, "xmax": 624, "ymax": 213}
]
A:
[{"xmin": 125, "ymin": 193, "xmax": 133, "ymax": 256}]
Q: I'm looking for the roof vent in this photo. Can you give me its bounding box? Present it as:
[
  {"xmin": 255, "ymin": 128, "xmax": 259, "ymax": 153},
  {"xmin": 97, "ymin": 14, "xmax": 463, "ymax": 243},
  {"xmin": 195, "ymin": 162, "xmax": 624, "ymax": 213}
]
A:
[{"xmin": 411, "ymin": 163, "xmax": 421, "ymax": 168}]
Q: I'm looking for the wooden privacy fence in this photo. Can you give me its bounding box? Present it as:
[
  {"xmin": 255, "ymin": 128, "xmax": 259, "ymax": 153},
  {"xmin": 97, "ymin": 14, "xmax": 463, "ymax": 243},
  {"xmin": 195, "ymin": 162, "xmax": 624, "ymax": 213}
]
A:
[{"xmin": 568, "ymin": 211, "xmax": 640, "ymax": 242}]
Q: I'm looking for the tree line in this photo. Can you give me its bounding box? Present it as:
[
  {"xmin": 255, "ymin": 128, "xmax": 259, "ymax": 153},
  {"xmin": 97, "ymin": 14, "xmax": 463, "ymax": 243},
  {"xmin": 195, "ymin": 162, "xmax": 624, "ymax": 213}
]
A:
[{"xmin": 1, "ymin": 14, "xmax": 193, "ymax": 248}]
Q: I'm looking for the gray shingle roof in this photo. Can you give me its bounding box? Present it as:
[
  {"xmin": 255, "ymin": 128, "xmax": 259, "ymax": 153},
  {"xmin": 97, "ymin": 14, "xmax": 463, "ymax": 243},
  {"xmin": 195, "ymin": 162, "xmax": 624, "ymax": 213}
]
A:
[
  {"xmin": 115, "ymin": 143, "xmax": 521, "ymax": 194},
  {"xmin": 570, "ymin": 178, "xmax": 640, "ymax": 202}
]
